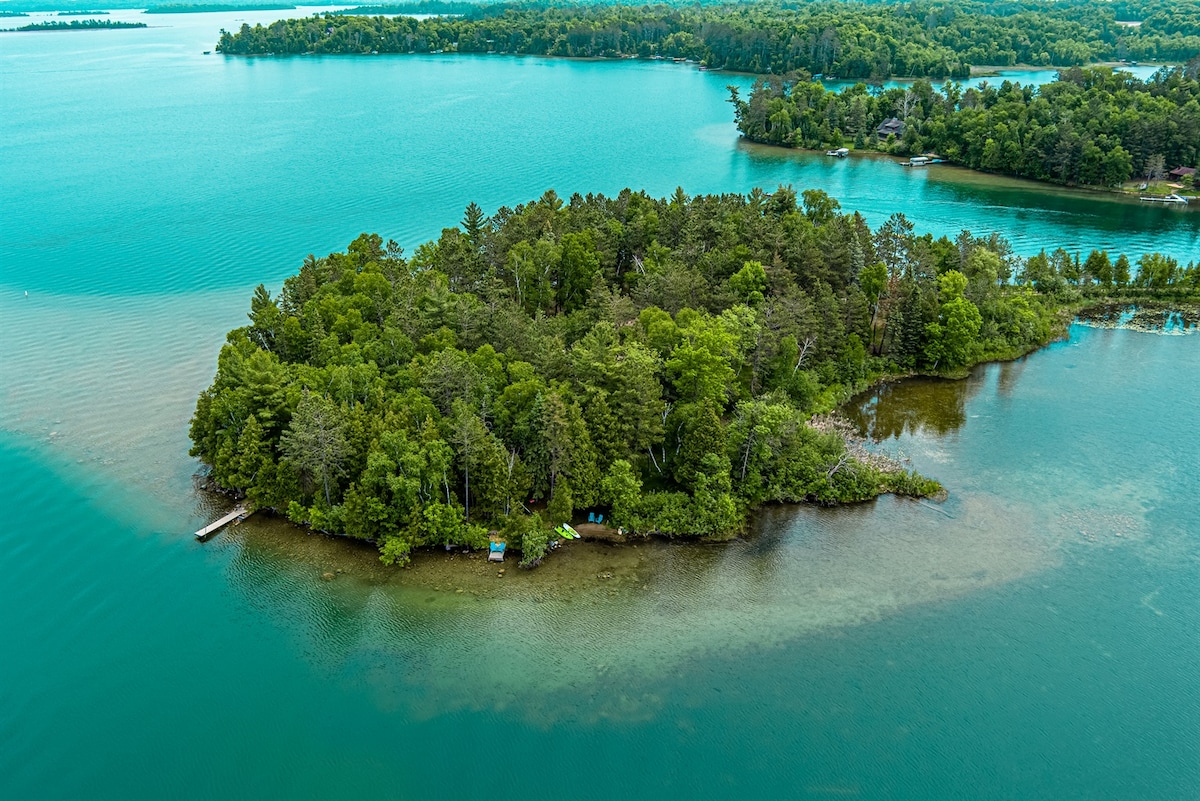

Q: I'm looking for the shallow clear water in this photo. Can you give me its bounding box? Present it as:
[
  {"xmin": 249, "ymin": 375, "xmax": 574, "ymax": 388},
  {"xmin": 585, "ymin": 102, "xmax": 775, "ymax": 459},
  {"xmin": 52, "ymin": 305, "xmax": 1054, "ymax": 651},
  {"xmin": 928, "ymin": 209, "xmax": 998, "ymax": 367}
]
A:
[{"xmin": 1, "ymin": 12, "xmax": 1198, "ymax": 800}]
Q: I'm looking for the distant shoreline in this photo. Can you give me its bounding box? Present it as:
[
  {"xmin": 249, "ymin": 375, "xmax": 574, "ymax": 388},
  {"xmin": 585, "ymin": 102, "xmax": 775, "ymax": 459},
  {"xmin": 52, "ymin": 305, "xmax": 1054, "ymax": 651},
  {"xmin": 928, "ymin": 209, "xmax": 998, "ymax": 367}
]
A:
[
  {"xmin": 7, "ymin": 20, "xmax": 148, "ymax": 31},
  {"xmin": 144, "ymin": 3, "xmax": 297, "ymax": 14},
  {"xmin": 969, "ymin": 61, "xmax": 1165, "ymax": 76},
  {"xmin": 737, "ymin": 142, "xmax": 1200, "ymax": 210}
]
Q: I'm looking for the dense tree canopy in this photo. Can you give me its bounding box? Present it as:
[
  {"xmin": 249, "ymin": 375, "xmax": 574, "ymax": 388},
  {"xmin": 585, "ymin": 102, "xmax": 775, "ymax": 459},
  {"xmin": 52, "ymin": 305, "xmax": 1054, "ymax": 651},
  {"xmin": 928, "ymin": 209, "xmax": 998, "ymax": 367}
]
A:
[
  {"xmin": 190, "ymin": 187, "xmax": 1197, "ymax": 566},
  {"xmin": 215, "ymin": 0, "xmax": 1200, "ymax": 79},
  {"xmin": 14, "ymin": 19, "xmax": 147, "ymax": 30},
  {"xmin": 731, "ymin": 62, "xmax": 1200, "ymax": 187}
]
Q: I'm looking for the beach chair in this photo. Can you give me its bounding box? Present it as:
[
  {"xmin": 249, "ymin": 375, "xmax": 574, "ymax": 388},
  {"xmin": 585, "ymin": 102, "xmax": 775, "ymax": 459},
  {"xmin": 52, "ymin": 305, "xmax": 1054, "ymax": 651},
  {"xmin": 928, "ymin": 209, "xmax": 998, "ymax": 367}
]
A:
[
  {"xmin": 596, "ymin": 513, "xmax": 604, "ymax": 524},
  {"xmin": 588, "ymin": 512, "xmax": 596, "ymax": 523}
]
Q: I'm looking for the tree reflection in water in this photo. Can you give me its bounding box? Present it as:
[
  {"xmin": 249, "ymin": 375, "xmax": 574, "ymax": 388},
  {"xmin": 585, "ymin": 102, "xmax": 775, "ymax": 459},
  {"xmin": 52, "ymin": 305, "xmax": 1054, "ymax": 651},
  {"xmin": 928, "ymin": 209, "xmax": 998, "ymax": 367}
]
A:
[{"xmin": 845, "ymin": 374, "xmax": 982, "ymax": 441}]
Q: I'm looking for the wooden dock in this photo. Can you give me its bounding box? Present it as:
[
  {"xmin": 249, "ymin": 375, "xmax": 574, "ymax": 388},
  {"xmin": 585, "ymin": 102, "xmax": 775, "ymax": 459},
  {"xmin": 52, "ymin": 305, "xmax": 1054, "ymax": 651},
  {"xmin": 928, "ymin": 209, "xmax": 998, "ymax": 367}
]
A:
[{"xmin": 194, "ymin": 505, "xmax": 249, "ymax": 540}]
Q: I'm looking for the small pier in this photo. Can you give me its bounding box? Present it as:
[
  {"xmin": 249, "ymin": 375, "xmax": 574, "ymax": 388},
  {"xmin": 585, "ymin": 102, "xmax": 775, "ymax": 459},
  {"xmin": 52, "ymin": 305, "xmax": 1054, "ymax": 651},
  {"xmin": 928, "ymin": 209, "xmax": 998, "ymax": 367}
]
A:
[{"xmin": 194, "ymin": 505, "xmax": 249, "ymax": 540}]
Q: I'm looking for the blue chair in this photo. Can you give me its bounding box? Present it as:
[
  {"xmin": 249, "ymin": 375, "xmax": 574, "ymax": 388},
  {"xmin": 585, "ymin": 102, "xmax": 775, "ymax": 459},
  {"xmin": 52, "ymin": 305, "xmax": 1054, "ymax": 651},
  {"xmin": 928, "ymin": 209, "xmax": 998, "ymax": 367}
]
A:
[
  {"xmin": 587, "ymin": 512, "xmax": 596, "ymax": 523},
  {"xmin": 596, "ymin": 513, "xmax": 604, "ymax": 524}
]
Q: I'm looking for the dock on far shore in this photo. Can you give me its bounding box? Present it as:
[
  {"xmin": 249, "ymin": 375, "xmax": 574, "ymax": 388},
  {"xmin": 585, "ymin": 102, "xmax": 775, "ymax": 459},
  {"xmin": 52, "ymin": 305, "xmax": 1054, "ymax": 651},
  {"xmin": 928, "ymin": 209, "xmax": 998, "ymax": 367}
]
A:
[{"xmin": 194, "ymin": 505, "xmax": 249, "ymax": 540}]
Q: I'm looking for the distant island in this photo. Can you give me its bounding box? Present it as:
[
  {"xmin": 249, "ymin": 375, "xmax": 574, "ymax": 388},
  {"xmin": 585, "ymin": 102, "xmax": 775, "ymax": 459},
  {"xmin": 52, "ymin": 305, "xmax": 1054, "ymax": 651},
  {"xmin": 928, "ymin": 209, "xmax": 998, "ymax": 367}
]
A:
[
  {"xmin": 331, "ymin": 2, "xmax": 478, "ymax": 15},
  {"xmin": 214, "ymin": 0, "xmax": 1200, "ymax": 79},
  {"xmin": 730, "ymin": 62, "xmax": 1200, "ymax": 194},
  {"xmin": 56, "ymin": 9, "xmax": 109, "ymax": 14},
  {"xmin": 189, "ymin": 187, "xmax": 1196, "ymax": 569},
  {"xmin": 145, "ymin": 3, "xmax": 295, "ymax": 13},
  {"xmin": 14, "ymin": 19, "xmax": 147, "ymax": 30}
]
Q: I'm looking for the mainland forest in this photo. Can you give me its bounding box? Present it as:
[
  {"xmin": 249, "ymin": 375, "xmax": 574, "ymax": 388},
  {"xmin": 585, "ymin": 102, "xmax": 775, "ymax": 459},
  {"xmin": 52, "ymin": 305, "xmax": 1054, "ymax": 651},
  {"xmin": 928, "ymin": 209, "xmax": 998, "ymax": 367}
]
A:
[
  {"xmin": 213, "ymin": 0, "xmax": 1200, "ymax": 79},
  {"xmin": 143, "ymin": 4, "xmax": 297, "ymax": 13},
  {"xmin": 188, "ymin": 187, "xmax": 1199, "ymax": 567},
  {"xmin": 730, "ymin": 62, "xmax": 1200, "ymax": 188}
]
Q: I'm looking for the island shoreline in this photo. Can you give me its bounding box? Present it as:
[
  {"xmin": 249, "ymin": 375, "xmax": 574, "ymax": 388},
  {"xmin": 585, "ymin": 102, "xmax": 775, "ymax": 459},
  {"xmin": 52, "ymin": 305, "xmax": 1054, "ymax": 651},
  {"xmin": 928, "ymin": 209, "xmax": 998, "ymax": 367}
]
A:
[{"xmin": 194, "ymin": 290, "xmax": 1198, "ymax": 583}]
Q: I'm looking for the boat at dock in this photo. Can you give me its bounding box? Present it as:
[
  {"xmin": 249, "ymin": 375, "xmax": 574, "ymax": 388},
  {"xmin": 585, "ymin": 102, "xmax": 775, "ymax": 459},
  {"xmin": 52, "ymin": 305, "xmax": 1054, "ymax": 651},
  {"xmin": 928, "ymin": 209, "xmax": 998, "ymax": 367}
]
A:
[
  {"xmin": 1139, "ymin": 193, "xmax": 1190, "ymax": 205},
  {"xmin": 901, "ymin": 155, "xmax": 944, "ymax": 167}
]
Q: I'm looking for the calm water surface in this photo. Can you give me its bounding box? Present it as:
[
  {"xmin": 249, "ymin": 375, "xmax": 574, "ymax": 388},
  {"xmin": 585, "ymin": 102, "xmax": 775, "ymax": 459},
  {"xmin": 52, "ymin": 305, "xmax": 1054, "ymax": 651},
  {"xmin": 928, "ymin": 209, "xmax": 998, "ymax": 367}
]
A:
[{"xmin": 1, "ymin": 11, "xmax": 1198, "ymax": 799}]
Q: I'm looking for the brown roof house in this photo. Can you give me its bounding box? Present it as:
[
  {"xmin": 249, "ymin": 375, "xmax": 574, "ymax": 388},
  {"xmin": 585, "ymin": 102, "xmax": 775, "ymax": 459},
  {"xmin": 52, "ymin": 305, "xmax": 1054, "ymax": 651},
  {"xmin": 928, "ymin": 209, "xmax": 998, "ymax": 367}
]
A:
[
  {"xmin": 876, "ymin": 117, "xmax": 905, "ymax": 138},
  {"xmin": 1167, "ymin": 166, "xmax": 1196, "ymax": 180}
]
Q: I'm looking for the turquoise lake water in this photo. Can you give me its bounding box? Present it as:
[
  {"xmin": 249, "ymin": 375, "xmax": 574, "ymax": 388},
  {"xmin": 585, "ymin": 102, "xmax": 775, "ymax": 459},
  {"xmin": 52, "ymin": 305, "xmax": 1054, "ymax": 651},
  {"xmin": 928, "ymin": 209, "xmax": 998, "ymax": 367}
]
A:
[{"xmin": 1, "ymin": 10, "xmax": 1199, "ymax": 799}]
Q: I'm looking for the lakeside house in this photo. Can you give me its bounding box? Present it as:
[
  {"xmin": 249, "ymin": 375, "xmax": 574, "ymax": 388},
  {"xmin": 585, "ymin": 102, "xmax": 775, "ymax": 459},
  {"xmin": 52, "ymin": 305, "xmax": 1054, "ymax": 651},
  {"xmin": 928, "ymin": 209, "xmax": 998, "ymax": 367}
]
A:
[
  {"xmin": 876, "ymin": 117, "xmax": 904, "ymax": 138},
  {"xmin": 1168, "ymin": 166, "xmax": 1196, "ymax": 181}
]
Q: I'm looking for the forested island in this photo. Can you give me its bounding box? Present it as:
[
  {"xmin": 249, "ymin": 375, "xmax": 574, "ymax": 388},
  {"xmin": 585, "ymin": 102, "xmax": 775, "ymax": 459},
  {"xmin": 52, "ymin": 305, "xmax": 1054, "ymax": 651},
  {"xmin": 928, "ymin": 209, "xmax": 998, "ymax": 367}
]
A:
[
  {"xmin": 144, "ymin": 4, "xmax": 296, "ymax": 13},
  {"xmin": 14, "ymin": 19, "xmax": 147, "ymax": 30},
  {"xmin": 213, "ymin": 0, "xmax": 1200, "ymax": 78},
  {"xmin": 730, "ymin": 62, "xmax": 1200, "ymax": 190},
  {"xmin": 332, "ymin": 2, "xmax": 480, "ymax": 15},
  {"xmin": 189, "ymin": 187, "xmax": 1197, "ymax": 568}
]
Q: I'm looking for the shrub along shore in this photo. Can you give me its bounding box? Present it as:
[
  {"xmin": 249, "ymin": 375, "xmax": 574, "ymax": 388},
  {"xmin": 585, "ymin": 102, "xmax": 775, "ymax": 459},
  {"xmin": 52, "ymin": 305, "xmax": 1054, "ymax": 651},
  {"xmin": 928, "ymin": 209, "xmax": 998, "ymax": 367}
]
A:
[{"xmin": 189, "ymin": 187, "xmax": 1198, "ymax": 567}]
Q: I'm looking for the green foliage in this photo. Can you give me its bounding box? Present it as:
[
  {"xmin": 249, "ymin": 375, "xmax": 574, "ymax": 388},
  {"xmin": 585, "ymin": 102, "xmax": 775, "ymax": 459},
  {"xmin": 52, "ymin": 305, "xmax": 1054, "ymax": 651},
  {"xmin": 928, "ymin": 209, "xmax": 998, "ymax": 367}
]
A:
[
  {"xmin": 191, "ymin": 187, "xmax": 1179, "ymax": 562},
  {"xmin": 732, "ymin": 65, "xmax": 1200, "ymax": 189},
  {"xmin": 281, "ymin": 390, "xmax": 348, "ymax": 507},
  {"xmin": 729, "ymin": 260, "xmax": 768, "ymax": 305},
  {"xmin": 16, "ymin": 18, "xmax": 146, "ymax": 29},
  {"xmin": 547, "ymin": 481, "xmax": 573, "ymax": 525},
  {"xmin": 519, "ymin": 526, "xmax": 548, "ymax": 567},
  {"xmin": 672, "ymin": 399, "xmax": 726, "ymax": 492},
  {"xmin": 145, "ymin": 3, "xmax": 294, "ymax": 12},
  {"xmin": 421, "ymin": 501, "xmax": 467, "ymax": 546},
  {"xmin": 502, "ymin": 513, "xmax": 549, "ymax": 567},
  {"xmin": 883, "ymin": 470, "xmax": 944, "ymax": 498},
  {"xmin": 379, "ymin": 535, "xmax": 414, "ymax": 566},
  {"xmin": 601, "ymin": 459, "xmax": 643, "ymax": 529},
  {"xmin": 216, "ymin": 1, "xmax": 1200, "ymax": 80}
]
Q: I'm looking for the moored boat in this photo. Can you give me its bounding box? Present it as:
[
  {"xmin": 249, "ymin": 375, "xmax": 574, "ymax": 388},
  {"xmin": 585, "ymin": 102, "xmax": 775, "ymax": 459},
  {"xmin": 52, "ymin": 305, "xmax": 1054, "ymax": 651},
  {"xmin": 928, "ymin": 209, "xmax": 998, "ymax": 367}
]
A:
[{"xmin": 1139, "ymin": 193, "xmax": 1190, "ymax": 204}]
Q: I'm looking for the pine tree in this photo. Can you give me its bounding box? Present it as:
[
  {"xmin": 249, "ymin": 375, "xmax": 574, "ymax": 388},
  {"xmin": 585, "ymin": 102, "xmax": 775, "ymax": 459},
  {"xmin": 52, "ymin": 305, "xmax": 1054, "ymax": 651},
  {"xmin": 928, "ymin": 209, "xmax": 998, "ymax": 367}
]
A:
[{"xmin": 461, "ymin": 201, "xmax": 488, "ymax": 249}]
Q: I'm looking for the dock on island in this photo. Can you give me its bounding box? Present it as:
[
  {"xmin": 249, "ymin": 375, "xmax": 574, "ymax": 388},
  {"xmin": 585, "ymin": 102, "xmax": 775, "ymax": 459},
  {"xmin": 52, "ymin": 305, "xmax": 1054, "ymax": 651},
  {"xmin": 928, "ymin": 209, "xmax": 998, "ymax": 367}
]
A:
[{"xmin": 194, "ymin": 505, "xmax": 249, "ymax": 540}]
